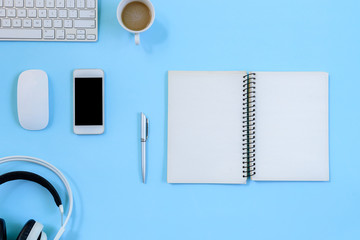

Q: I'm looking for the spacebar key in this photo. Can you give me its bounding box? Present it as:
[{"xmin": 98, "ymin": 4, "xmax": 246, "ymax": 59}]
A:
[{"xmin": 0, "ymin": 29, "xmax": 42, "ymax": 39}]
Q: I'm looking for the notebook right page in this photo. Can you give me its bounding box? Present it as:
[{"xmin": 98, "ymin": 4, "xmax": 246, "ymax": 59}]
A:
[{"xmin": 251, "ymin": 72, "xmax": 329, "ymax": 181}]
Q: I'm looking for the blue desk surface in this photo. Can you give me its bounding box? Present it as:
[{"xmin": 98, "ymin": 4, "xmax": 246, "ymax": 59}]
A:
[{"xmin": 0, "ymin": 0, "xmax": 359, "ymax": 239}]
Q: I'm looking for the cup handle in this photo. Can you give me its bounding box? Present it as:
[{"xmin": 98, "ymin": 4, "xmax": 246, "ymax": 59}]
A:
[{"xmin": 135, "ymin": 33, "xmax": 140, "ymax": 45}]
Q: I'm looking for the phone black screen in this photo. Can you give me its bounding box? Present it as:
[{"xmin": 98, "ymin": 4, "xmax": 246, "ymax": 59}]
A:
[{"xmin": 75, "ymin": 78, "xmax": 103, "ymax": 125}]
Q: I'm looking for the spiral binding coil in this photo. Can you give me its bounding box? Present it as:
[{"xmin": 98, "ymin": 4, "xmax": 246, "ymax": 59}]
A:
[{"xmin": 242, "ymin": 73, "xmax": 256, "ymax": 178}]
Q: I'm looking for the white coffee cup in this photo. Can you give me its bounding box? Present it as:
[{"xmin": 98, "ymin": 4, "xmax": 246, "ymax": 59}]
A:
[{"xmin": 117, "ymin": 0, "xmax": 155, "ymax": 45}]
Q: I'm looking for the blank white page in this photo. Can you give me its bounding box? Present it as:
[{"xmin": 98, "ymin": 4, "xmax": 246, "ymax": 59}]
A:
[
  {"xmin": 167, "ymin": 71, "xmax": 247, "ymax": 184},
  {"xmin": 252, "ymin": 72, "xmax": 329, "ymax": 181}
]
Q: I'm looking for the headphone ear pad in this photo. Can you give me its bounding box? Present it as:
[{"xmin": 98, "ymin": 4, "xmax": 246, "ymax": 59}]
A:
[
  {"xmin": 16, "ymin": 220, "xmax": 43, "ymax": 240},
  {"xmin": 0, "ymin": 218, "xmax": 6, "ymax": 240}
]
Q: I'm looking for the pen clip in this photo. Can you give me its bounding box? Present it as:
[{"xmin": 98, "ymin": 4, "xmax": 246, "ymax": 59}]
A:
[
  {"xmin": 141, "ymin": 113, "xmax": 149, "ymax": 142},
  {"xmin": 146, "ymin": 118, "xmax": 149, "ymax": 140}
]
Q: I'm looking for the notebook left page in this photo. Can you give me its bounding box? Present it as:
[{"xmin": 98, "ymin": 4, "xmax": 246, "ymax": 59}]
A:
[{"xmin": 167, "ymin": 71, "xmax": 247, "ymax": 184}]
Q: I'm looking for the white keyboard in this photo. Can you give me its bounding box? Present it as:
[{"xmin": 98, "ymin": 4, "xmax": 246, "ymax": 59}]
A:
[{"xmin": 0, "ymin": 0, "xmax": 98, "ymax": 41}]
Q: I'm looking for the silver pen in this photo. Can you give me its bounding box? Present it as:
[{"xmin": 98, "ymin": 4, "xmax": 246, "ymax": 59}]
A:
[{"xmin": 141, "ymin": 113, "xmax": 149, "ymax": 183}]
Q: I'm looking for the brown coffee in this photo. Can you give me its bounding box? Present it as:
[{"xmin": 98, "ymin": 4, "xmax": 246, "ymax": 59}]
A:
[{"xmin": 121, "ymin": 2, "xmax": 152, "ymax": 31}]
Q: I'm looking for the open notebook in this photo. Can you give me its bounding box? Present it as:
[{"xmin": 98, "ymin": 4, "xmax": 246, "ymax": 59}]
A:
[{"xmin": 167, "ymin": 71, "xmax": 329, "ymax": 184}]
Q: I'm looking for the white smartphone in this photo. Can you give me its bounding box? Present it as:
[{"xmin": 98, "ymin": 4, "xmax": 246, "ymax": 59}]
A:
[{"xmin": 73, "ymin": 69, "xmax": 104, "ymax": 135}]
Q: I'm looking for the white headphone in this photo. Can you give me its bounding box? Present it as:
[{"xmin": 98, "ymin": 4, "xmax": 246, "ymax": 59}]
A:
[{"xmin": 0, "ymin": 156, "xmax": 73, "ymax": 240}]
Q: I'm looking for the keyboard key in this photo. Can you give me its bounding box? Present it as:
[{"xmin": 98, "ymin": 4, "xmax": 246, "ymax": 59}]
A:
[
  {"xmin": 79, "ymin": 10, "xmax": 95, "ymax": 18},
  {"xmin": 77, "ymin": 34, "xmax": 85, "ymax": 40},
  {"xmin": 76, "ymin": 0, "xmax": 84, "ymax": 8},
  {"xmin": 56, "ymin": 29, "xmax": 64, "ymax": 39},
  {"xmin": 0, "ymin": 9, "xmax": 5, "ymax": 17},
  {"xmin": 12, "ymin": 19, "xmax": 22, "ymax": 27},
  {"xmin": 53, "ymin": 19, "xmax": 62, "ymax": 27},
  {"xmin": 48, "ymin": 9, "xmax": 56, "ymax": 17},
  {"xmin": 87, "ymin": 34, "xmax": 95, "ymax": 40},
  {"xmin": 38, "ymin": 9, "xmax": 46, "ymax": 17},
  {"xmin": 0, "ymin": 29, "xmax": 42, "ymax": 38},
  {"xmin": 45, "ymin": 0, "xmax": 54, "ymax": 7},
  {"xmin": 43, "ymin": 19, "xmax": 52, "ymax": 27},
  {"xmin": 68, "ymin": 9, "xmax": 77, "ymax": 18},
  {"xmin": 86, "ymin": 0, "xmax": 95, "ymax": 8},
  {"xmin": 56, "ymin": 0, "xmax": 64, "ymax": 8},
  {"xmin": 64, "ymin": 19, "xmax": 72, "ymax": 27},
  {"xmin": 0, "ymin": 0, "xmax": 2, "ymax": 7},
  {"xmin": 23, "ymin": 19, "xmax": 32, "ymax": 27},
  {"xmin": 4, "ymin": 0, "xmax": 14, "ymax": 7},
  {"xmin": 15, "ymin": 0, "xmax": 24, "ymax": 7},
  {"xmin": 6, "ymin": 8, "xmax": 16, "ymax": 17},
  {"xmin": 1, "ymin": 19, "xmax": 11, "ymax": 27},
  {"xmin": 17, "ymin": 9, "xmax": 27, "ymax": 17},
  {"xmin": 33, "ymin": 19, "xmax": 41, "ymax": 27},
  {"xmin": 74, "ymin": 20, "xmax": 95, "ymax": 28},
  {"xmin": 25, "ymin": 0, "xmax": 33, "ymax": 7},
  {"xmin": 59, "ymin": 9, "xmax": 67, "ymax": 17},
  {"xmin": 66, "ymin": 0, "xmax": 74, "ymax": 8},
  {"xmin": 76, "ymin": 29, "xmax": 84, "ymax": 34},
  {"xmin": 43, "ymin": 29, "xmax": 54, "ymax": 38},
  {"xmin": 28, "ymin": 9, "xmax": 36, "ymax": 17},
  {"xmin": 66, "ymin": 34, "xmax": 74, "ymax": 39},
  {"xmin": 35, "ymin": 0, "xmax": 44, "ymax": 7}
]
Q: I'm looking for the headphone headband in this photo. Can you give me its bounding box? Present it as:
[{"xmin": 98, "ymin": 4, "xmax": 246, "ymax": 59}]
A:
[
  {"xmin": 0, "ymin": 156, "xmax": 73, "ymax": 240},
  {"xmin": 0, "ymin": 171, "xmax": 62, "ymax": 207}
]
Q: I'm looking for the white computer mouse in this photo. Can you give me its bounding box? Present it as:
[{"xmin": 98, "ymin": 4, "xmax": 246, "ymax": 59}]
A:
[{"xmin": 17, "ymin": 70, "xmax": 49, "ymax": 130}]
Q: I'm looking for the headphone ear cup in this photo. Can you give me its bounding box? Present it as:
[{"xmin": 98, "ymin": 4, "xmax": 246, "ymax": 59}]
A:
[
  {"xmin": 0, "ymin": 218, "xmax": 6, "ymax": 240},
  {"xmin": 39, "ymin": 232, "xmax": 47, "ymax": 240},
  {"xmin": 16, "ymin": 220, "xmax": 43, "ymax": 240}
]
